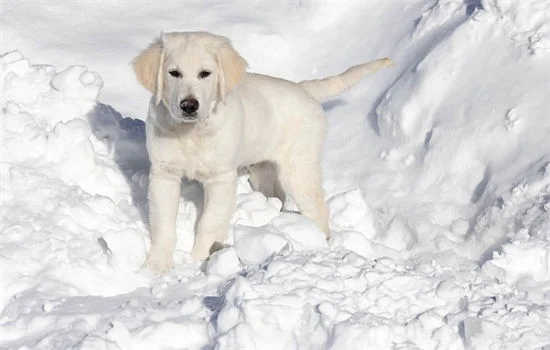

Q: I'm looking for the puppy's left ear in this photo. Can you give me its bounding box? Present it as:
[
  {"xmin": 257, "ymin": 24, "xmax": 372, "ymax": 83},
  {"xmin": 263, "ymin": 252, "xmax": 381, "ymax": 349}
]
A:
[
  {"xmin": 217, "ymin": 41, "xmax": 248, "ymax": 100},
  {"xmin": 132, "ymin": 37, "xmax": 164, "ymax": 103}
]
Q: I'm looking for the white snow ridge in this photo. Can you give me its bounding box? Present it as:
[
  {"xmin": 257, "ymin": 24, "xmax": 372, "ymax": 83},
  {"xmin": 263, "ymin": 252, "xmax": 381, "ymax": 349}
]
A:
[{"xmin": 2, "ymin": 1, "xmax": 550, "ymax": 349}]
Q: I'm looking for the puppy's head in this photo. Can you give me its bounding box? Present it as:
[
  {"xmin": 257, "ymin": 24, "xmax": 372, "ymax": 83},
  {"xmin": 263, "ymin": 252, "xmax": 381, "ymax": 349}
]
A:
[{"xmin": 132, "ymin": 32, "xmax": 247, "ymax": 124}]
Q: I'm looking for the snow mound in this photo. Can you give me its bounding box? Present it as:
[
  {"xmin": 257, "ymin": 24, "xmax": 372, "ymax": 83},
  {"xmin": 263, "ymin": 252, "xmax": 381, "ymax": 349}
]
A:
[{"xmin": 1, "ymin": 51, "xmax": 150, "ymax": 306}]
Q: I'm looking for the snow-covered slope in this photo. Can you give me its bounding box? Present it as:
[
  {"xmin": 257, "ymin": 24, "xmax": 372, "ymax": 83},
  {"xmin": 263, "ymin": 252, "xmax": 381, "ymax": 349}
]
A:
[{"xmin": 2, "ymin": 1, "xmax": 550, "ymax": 349}]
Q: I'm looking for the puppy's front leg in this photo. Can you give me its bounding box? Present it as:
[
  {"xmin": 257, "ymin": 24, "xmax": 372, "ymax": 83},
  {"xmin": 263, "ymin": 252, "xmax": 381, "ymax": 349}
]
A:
[
  {"xmin": 191, "ymin": 171, "xmax": 237, "ymax": 260},
  {"xmin": 144, "ymin": 166, "xmax": 182, "ymax": 272}
]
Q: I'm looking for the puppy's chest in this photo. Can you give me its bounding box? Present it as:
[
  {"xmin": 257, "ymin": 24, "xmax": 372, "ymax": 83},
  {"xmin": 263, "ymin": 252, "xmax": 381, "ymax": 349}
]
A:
[{"xmin": 172, "ymin": 136, "xmax": 228, "ymax": 181}]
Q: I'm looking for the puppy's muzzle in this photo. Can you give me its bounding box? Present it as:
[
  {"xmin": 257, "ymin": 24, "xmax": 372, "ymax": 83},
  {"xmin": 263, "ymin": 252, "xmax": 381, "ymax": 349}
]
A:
[{"xmin": 180, "ymin": 97, "xmax": 199, "ymax": 120}]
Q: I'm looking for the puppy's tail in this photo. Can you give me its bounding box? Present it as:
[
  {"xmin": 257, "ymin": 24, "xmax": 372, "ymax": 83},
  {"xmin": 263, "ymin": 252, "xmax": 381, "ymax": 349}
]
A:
[{"xmin": 299, "ymin": 58, "xmax": 393, "ymax": 102}]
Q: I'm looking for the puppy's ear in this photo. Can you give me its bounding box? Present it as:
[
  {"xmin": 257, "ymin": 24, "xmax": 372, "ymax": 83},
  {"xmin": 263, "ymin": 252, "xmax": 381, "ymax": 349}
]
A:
[
  {"xmin": 155, "ymin": 46, "xmax": 165, "ymax": 105},
  {"xmin": 217, "ymin": 42, "xmax": 248, "ymax": 100},
  {"xmin": 132, "ymin": 37, "xmax": 164, "ymax": 101}
]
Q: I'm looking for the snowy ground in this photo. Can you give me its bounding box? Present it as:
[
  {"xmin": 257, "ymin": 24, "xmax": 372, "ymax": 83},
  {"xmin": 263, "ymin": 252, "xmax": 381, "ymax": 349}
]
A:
[{"xmin": 2, "ymin": 1, "xmax": 550, "ymax": 349}]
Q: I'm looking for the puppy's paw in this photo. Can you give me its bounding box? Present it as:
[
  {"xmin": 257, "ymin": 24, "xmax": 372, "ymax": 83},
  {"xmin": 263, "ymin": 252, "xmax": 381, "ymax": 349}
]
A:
[
  {"xmin": 143, "ymin": 253, "xmax": 174, "ymax": 273},
  {"xmin": 191, "ymin": 238, "xmax": 225, "ymax": 261}
]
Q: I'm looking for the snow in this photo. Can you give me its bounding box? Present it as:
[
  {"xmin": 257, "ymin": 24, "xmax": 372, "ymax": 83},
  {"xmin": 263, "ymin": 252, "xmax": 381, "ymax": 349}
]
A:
[{"xmin": 2, "ymin": 0, "xmax": 550, "ymax": 349}]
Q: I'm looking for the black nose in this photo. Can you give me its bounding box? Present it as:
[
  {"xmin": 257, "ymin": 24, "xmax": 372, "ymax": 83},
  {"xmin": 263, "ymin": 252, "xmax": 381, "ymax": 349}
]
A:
[{"xmin": 179, "ymin": 98, "xmax": 199, "ymax": 115}]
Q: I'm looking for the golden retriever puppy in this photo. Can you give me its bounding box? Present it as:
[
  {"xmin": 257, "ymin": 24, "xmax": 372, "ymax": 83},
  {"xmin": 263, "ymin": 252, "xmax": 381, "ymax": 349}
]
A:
[{"xmin": 133, "ymin": 32, "xmax": 392, "ymax": 272}]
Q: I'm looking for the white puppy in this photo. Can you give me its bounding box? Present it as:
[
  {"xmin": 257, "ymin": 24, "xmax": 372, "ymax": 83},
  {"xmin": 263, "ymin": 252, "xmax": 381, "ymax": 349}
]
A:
[{"xmin": 133, "ymin": 32, "xmax": 392, "ymax": 272}]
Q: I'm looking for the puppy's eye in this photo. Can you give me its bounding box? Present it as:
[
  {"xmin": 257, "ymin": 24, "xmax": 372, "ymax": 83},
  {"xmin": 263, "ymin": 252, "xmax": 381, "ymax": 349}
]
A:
[
  {"xmin": 169, "ymin": 69, "xmax": 182, "ymax": 78},
  {"xmin": 198, "ymin": 70, "xmax": 211, "ymax": 79}
]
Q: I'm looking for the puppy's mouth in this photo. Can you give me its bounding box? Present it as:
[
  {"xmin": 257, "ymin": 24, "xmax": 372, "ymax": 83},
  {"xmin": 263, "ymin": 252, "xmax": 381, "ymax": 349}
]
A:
[
  {"xmin": 170, "ymin": 110, "xmax": 199, "ymax": 123},
  {"xmin": 180, "ymin": 113, "xmax": 199, "ymax": 123}
]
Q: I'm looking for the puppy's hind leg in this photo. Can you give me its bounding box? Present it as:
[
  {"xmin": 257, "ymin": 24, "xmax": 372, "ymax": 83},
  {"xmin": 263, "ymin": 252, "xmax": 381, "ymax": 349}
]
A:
[
  {"xmin": 278, "ymin": 159, "xmax": 330, "ymax": 239},
  {"xmin": 247, "ymin": 161, "xmax": 286, "ymax": 203}
]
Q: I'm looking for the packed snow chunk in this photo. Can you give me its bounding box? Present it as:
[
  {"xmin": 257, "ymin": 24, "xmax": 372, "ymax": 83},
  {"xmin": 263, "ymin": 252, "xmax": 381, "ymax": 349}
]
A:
[
  {"xmin": 233, "ymin": 225, "xmax": 289, "ymax": 265},
  {"xmin": 1, "ymin": 50, "xmax": 25, "ymax": 65},
  {"xmin": 330, "ymin": 317, "xmax": 401, "ymax": 350},
  {"xmin": 46, "ymin": 119, "xmax": 93, "ymax": 162},
  {"xmin": 134, "ymin": 321, "xmax": 210, "ymax": 350},
  {"xmin": 106, "ymin": 321, "xmax": 132, "ymax": 350},
  {"xmin": 51, "ymin": 65, "xmax": 103, "ymax": 100},
  {"xmin": 1, "ymin": 108, "xmax": 47, "ymax": 162},
  {"xmin": 331, "ymin": 230, "xmax": 372, "ymax": 257},
  {"xmin": 2, "ymin": 54, "xmax": 102, "ymax": 130},
  {"xmin": 100, "ymin": 229, "xmax": 148, "ymax": 271},
  {"xmin": 219, "ymin": 302, "xmax": 328, "ymax": 349},
  {"xmin": 216, "ymin": 277, "xmax": 328, "ymax": 350},
  {"xmin": 3, "ymin": 102, "xmax": 38, "ymax": 133},
  {"xmin": 2, "ymin": 53, "xmax": 55, "ymax": 106},
  {"xmin": 1, "ymin": 50, "xmax": 31, "ymax": 77},
  {"xmin": 482, "ymin": 237, "xmax": 550, "ymax": 283},
  {"xmin": 271, "ymin": 213, "xmax": 327, "ymax": 250},
  {"xmin": 234, "ymin": 189, "xmax": 282, "ymax": 227},
  {"xmin": 460, "ymin": 317, "xmax": 502, "ymax": 350},
  {"xmin": 380, "ymin": 216, "xmax": 417, "ymax": 251},
  {"xmin": 206, "ymin": 247, "xmax": 242, "ymax": 278},
  {"xmin": 234, "ymin": 212, "xmax": 326, "ymax": 264},
  {"xmin": 331, "ymin": 230, "xmax": 400, "ymax": 259},
  {"xmin": 328, "ymin": 188, "xmax": 378, "ymax": 238}
]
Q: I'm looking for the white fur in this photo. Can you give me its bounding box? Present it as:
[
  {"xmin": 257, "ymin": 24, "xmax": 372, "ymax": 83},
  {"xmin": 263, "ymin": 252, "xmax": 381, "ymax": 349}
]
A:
[{"xmin": 132, "ymin": 31, "xmax": 392, "ymax": 272}]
